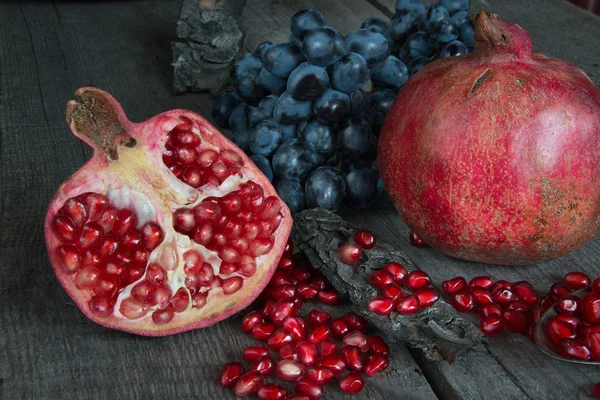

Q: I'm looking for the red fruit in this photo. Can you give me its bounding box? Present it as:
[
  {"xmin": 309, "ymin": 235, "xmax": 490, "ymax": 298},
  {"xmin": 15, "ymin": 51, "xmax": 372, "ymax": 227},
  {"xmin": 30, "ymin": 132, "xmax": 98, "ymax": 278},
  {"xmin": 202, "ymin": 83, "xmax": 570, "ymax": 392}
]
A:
[
  {"xmin": 555, "ymin": 295, "xmax": 580, "ymax": 315},
  {"xmin": 343, "ymin": 312, "xmax": 369, "ymax": 332},
  {"xmin": 405, "ymin": 270, "xmax": 431, "ymax": 291},
  {"xmin": 382, "ymin": 283, "xmax": 404, "ymax": 302},
  {"xmin": 559, "ymin": 339, "xmax": 591, "ymax": 360},
  {"xmin": 253, "ymin": 323, "xmax": 276, "ymax": 341},
  {"xmin": 540, "ymin": 294, "xmax": 559, "ymax": 310},
  {"xmin": 331, "ymin": 318, "xmax": 350, "ymax": 338},
  {"xmin": 283, "ymin": 317, "xmax": 305, "ymax": 340},
  {"xmin": 480, "ymin": 316, "xmax": 504, "ymax": 337},
  {"xmin": 354, "ymin": 229, "xmax": 376, "ymax": 249},
  {"xmin": 491, "ymin": 288, "xmax": 516, "ymax": 307},
  {"xmin": 547, "ymin": 318, "xmax": 577, "ymax": 345},
  {"xmin": 337, "ymin": 243, "xmax": 362, "ymax": 265},
  {"xmin": 490, "ymin": 280, "xmax": 511, "ymax": 292},
  {"xmin": 339, "ymin": 372, "xmax": 365, "ymax": 394},
  {"xmin": 397, "ymin": 295, "xmax": 421, "ymax": 314},
  {"xmin": 370, "ymin": 270, "xmax": 395, "ymax": 290},
  {"xmin": 307, "ymin": 323, "xmax": 331, "ymax": 344},
  {"xmin": 257, "ymin": 383, "xmax": 287, "ymax": 400},
  {"xmin": 592, "ymin": 278, "xmax": 600, "ymax": 295},
  {"xmin": 511, "ymin": 281, "xmax": 538, "ymax": 305},
  {"xmin": 468, "ymin": 276, "xmax": 493, "ymax": 290},
  {"xmin": 479, "ymin": 303, "xmax": 503, "ymax": 319},
  {"xmin": 581, "ymin": 293, "xmax": 600, "ymax": 324},
  {"xmin": 297, "ymin": 284, "xmax": 319, "ymax": 300},
  {"xmin": 409, "ymin": 231, "xmax": 428, "ymax": 247},
  {"xmin": 272, "ymin": 284, "xmax": 296, "ymax": 301},
  {"xmin": 276, "ymin": 360, "xmax": 304, "ymax": 381},
  {"xmin": 243, "ymin": 346, "xmax": 270, "ymax": 363},
  {"xmin": 234, "ymin": 371, "xmax": 264, "ymax": 397},
  {"xmin": 318, "ymin": 340, "xmax": 338, "ymax": 357},
  {"xmin": 317, "ymin": 289, "xmax": 339, "ymax": 305},
  {"xmin": 341, "ymin": 346, "xmax": 363, "ymax": 372},
  {"xmin": 471, "ymin": 287, "xmax": 494, "ymax": 306},
  {"xmin": 505, "ymin": 301, "xmax": 530, "ymax": 313},
  {"xmin": 249, "ymin": 357, "xmax": 275, "ymax": 376},
  {"xmin": 342, "ymin": 330, "xmax": 368, "ymax": 349},
  {"xmin": 563, "ymin": 271, "xmax": 591, "ymax": 290},
  {"xmin": 383, "ymin": 262, "xmax": 408, "ymax": 284},
  {"xmin": 442, "ymin": 276, "xmax": 467, "ymax": 295},
  {"xmin": 586, "ymin": 332, "xmax": 600, "ymax": 361},
  {"xmin": 415, "ymin": 288, "xmax": 439, "ymax": 308},
  {"xmin": 45, "ymin": 89, "xmax": 291, "ymax": 336},
  {"xmin": 502, "ymin": 310, "xmax": 529, "ymax": 333},
  {"xmin": 296, "ymin": 341, "xmax": 318, "ymax": 366},
  {"xmin": 368, "ymin": 297, "xmax": 395, "ymax": 316},
  {"xmin": 267, "ymin": 328, "xmax": 294, "ymax": 351},
  {"xmin": 553, "ymin": 314, "xmax": 581, "ymax": 332},
  {"xmin": 307, "ymin": 310, "xmax": 331, "ymax": 326},
  {"xmin": 550, "ymin": 283, "xmax": 571, "ymax": 297},
  {"xmin": 294, "ymin": 376, "xmax": 323, "ymax": 400},
  {"xmin": 364, "ymin": 353, "xmax": 389, "ymax": 377},
  {"xmin": 219, "ymin": 361, "xmax": 244, "ymax": 387},
  {"xmin": 593, "ymin": 382, "xmax": 600, "ymax": 400},
  {"xmin": 367, "ymin": 336, "xmax": 390, "ymax": 355},
  {"xmin": 279, "ymin": 344, "xmax": 297, "ymax": 361},
  {"xmin": 242, "ymin": 310, "xmax": 265, "ymax": 333},
  {"xmin": 319, "ymin": 354, "xmax": 346, "ymax": 375},
  {"xmin": 306, "ymin": 366, "xmax": 335, "ymax": 385},
  {"xmin": 450, "ymin": 292, "xmax": 474, "ymax": 312}
]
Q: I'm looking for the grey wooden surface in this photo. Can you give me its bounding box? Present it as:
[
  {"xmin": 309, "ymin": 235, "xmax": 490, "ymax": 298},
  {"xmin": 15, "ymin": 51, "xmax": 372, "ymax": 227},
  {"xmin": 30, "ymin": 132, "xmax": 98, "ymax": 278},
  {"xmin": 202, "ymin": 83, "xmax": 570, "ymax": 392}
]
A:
[{"xmin": 0, "ymin": 0, "xmax": 599, "ymax": 399}]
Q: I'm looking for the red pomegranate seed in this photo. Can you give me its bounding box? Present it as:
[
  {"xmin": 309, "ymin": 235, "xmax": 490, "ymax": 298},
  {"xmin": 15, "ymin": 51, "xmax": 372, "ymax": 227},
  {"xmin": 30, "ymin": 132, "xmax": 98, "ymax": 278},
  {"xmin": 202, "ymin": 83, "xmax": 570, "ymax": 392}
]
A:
[
  {"xmin": 550, "ymin": 283, "xmax": 571, "ymax": 297},
  {"xmin": 353, "ymin": 229, "xmax": 376, "ymax": 249},
  {"xmin": 279, "ymin": 344, "xmax": 297, "ymax": 361},
  {"xmin": 502, "ymin": 309, "xmax": 529, "ymax": 333},
  {"xmin": 409, "ymin": 231, "xmax": 428, "ymax": 247},
  {"xmin": 468, "ymin": 276, "xmax": 493, "ymax": 290},
  {"xmin": 243, "ymin": 346, "xmax": 270, "ymax": 363},
  {"xmin": 370, "ymin": 270, "xmax": 395, "ymax": 290},
  {"xmin": 491, "ymin": 288, "xmax": 516, "ymax": 306},
  {"xmin": 480, "ymin": 315, "xmax": 504, "ymax": 337},
  {"xmin": 242, "ymin": 310, "xmax": 265, "ymax": 333},
  {"xmin": 442, "ymin": 276, "xmax": 467, "ymax": 294},
  {"xmin": 219, "ymin": 361, "xmax": 244, "ymax": 387},
  {"xmin": 77, "ymin": 223, "xmax": 104, "ymax": 250},
  {"xmin": 295, "ymin": 376, "xmax": 322, "ymax": 400},
  {"xmin": 283, "ymin": 238, "xmax": 294, "ymax": 257},
  {"xmin": 505, "ymin": 301, "xmax": 530, "ymax": 313},
  {"xmin": 337, "ymin": 243, "xmax": 362, "ymax": 265},
  {"xmin": 563, "ymin": 271, "xmax": 591, "ymax": 291},
  {"xmin": 131, "ymin": 281, "xmax": 154, "ymax": 304},
  {"xmin": 234, "ymin": 371, "xmax": 264, "ymax": 397},
  {"xmin": 581, "ymin": 325, "xmax": 600, "ymax": 342},
  {"xmin": 586, "ymin": 332, "xmax": 600, "ymax": 361},
  {"xmin": 276, "ymin": 360, "xmax": 305, "ymax": 381},
  {"xmin": 250, "ymin": 357, "xmax": 275, "ymax": 376},
  {"xmin": 470, "ymin": 287, "xmax": 493, "ymax": 305},
  {"xmin": 490, "ymin": 280, "xmax": 511, "ymax": 292},
  {"xmin": 397, "ymin": 295, "xmax": 421, "ymax": 314},
  {"xmin": 479, "ymin": 303, "xmax": 503, "ymax": 319},
  {"xmin": 555, "ymin": 295, "xmax": 580, "ymax": 315},
  {"xmin": 257, "ymin": 383, "xmax": 287, "ymax": 400},
  {"xmin": 382, "ymin": 283, "xmax": 404, "ymax": 302},
  {"xmin": 170, "ymin": 288, "xmax": 190, "ymax": 312},
  {"xmin": 307, "ymin": 323, "xmax": 331, "ymax": 344},
  {"xmin": 364, "ymin": 353, "xmax": 389, "ymax": 377},
  {"xmin": 593, "ymin": 382, "xmax": 600, "ymax": 400},
  {"xmin": 450, "ymin": 292, "xmax": 474, "ymax": 312},
  {"xmin": 58, "ymin": 245, "xmax": 82, "ymax": 274},
  {"xmin": 283, "ymin": 317, "xmax": 305, "ymax": 340},
  {"xmin": 415, "ymin": 288, "xmax": 439, "ymax": 308},
  {"xmin": 368, "ymin": 297, "xmax": 395, "ymax": 315},
  {"xmin": 581, "ymin": 293, "xmax": 600, "ymax": 324},
  {"xmin": 511, "ymin": 281, "xmax": 538, "ymax": 305},
  {"xmin": 253, "ymin": 323, "xmax": 276, "ymax": 341},
  {"xmin": 277, "ymin": 256, "xmax": 295, "ymax": 270},
  {"xmin": 319, "ymin": 354, "xmax": 346, "ymax": 376},
  {"xmin": 554, "ymin": 314, "xmax": 581, "ymax": 333},
  {"xmin": 317, "ymin": 289, "xmax": 339, "ymax": 305},
  {"xmin": 307, "ymin": 310, "xmax": 330, "ymax": 326},
  {"xmin": 383, "ymin": 262, "xmax": 408, "ymax": 284},
  {"xmin": 342, "ymin": 330, "xmax": 367, "ymax": 349},
  {"xmin": 559, "ymin": 339, "xmax": 591, "ymax": 360},
  {"xmin": 341, "ymin": 346, "xmax": 363, "ymax": 372},
  {"xmin": 74, "ymin": 266, "xmax": 100, "ymax": 289},
  {"xmin": 298, "ymin": 284, "xmax": 319, "ymax": 300},
  {"xmin": 540, "ymin": 294, "xmax": 559, "ymax": 310},
  {"xmin": 62, "ymin": 197, "xmax": 88, "ymax": 227},
  {"xmin": 339, "ymin": 371, "xmax": 366, "ymax": 394},
  {"xmin": 343, "ymin": 312, "xmax": 369, "ymax": 332},
  {"xmin": 305, "ymin": 366, "xmax": 335, "ymax": 385},
  {"xmin": 267, "ymin": 328, "xmax": 294, "ymax": 351},
  {"xmin": 318, "ymin": 340, "xmax": 338, "ymax": 357},
  {"xmin": 331, "ymin": 318, "xmax": 350, "ymax": 338},
  {"xmin": 270, "ymin": 300, "xmax": 295, "ymax": 324},
  {"xmin": 405, "ymin": 270, "xmax": 431, "ymax": 291},
  {"xmin": 296, "ymin": 341, "xmax": 318, "ymax": 366},
  {"xmin": 88, "ymin": 296, "xmax": 113, "ymax": 317},
  {"xmin": 548, "ymin": 317, "xmax": 577, "ymax": 345},
  {"xmin": 367, "ymin": 336, "xmax": 390, "ymax": 355},
  {"xmin": 592, "ymin": 278, "xmax": 600, "ymax": 295},
  {"xmin": 271, "ymin": 271, "xmax": 296, "ymax": 286},
  {"xmin": 54, "ymin": 215, "xmax": 78, "ymax": 242}
]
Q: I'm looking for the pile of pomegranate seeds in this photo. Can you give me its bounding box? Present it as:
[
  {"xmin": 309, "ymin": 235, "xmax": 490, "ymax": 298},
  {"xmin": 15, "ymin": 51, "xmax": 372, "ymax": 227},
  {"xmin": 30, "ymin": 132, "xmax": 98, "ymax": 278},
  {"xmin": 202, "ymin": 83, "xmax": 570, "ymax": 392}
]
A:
[
  {"xmin": 337, "ymin": 229, "xmax": 376, "ymax": 266},
  {"xmin": 367, "ymin": 262, "xmax": 439, "ymax": 316},
  {"xmin": 219, "ymin": 239, "xmax": 391, "ymax": 398}
]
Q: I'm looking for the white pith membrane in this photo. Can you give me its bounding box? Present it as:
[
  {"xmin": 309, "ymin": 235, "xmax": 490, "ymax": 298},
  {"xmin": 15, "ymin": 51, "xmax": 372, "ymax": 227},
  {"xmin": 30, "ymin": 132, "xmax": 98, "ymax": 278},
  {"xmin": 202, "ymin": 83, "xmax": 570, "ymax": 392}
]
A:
[{"xmin": 49, "ymin": 112, "xmax": 289, "ymax": 334}]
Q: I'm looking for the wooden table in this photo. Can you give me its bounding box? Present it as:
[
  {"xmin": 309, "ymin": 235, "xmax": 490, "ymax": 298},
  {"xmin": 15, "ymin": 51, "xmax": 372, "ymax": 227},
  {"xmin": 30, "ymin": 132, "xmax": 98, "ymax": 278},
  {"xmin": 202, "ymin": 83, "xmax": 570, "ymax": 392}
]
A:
[{"xmin": 1, "ymin": 1, "xmax": 599, "ymax": 399}]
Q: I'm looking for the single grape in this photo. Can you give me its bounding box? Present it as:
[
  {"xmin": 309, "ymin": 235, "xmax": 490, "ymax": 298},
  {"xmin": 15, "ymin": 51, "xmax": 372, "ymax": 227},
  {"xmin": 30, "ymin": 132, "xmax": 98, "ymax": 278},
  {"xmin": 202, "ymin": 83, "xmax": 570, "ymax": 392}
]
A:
[
  {"xmin": 287, "ymin": 62, "xmax": 330, "ymax": 101},
  {"xmin": 263, "ymin": 43, "xmax": 305, "ymax": 78},
  {"xmin": 249, "ymin": 154, "xmax": 274, "ymax": 182},
  {"xmin": 337, "ymin": 116, "xmax": 372, "ymax": 157},
  {"xmin": 305, "ymin": 167, "xmax": 347, "ymax": 212},
  {"xmin": 249, "ymin": 95, "xmax": 278, "ymax": 127},
  {"xmin": 343, "ymin": 162, "xmax": 377, "ymax": 209},
  {"xmin": 291, "ymin": 9, "xmax": 327, "ymax": 40},
  {"xmin": 394, "ymin": 0, "xmax": 426, "ymax": 18},
  {"xmin": 389, "ymin": 12, "xmax": 419, "ymax": 43},
  {"xmin": 273, "ymin": 91, "xmax": 312, "ymax": 124},
  {"xmin": 439, "ymin": 40, "xmax": 469, "ymax": 58},
  {"xmin": 408, "ymin": 56, "xmax": 431, "ymax": 75},
  {"xmin": 423, "ymin": 4, "xmax": 450, "ymax": 31},
  {"xmin": 211, "ymin": 90, "xmax": 241, "ymax": 128},
  {"xmin": 439, "ymin": 0, "xmax": 470, "ymax": 14},
  {"xmin": 228, "ymin": 104, "xmax": 251, "ymax": 151},
  {"xmin": 272, "ymin": 138, "xmax": 314, "ymax": 180},
  {"xmin": 361, "ymin": 17, "xmax": 390, "ymax": 34},
  {"xmin": 459, "ymin": 20, "xmax": 475, "ymax": 48},
  {"xmin": 274, "ymin": 179, "xmax": 305, "ymax": 214},
  {"xmin": 249, "ymin": 119, "xmax": 284, "ymax": 156},
  {"xmin": 330, "ymin": 52, "xmax": 369, "ymax": 93},
  {"xmin": 299, "ymin": 119, "xmax": 335, "ymax": 154},
  {"xmin": 349, "ymin": 90, "xmax": 370, "ymax": 115},
  {"xmin": 302, "ymin": 26, "xmax": 346, "ymax": 67},
  {"xmin": 404, "ymin": 32, "xmax": 436, "ymax": 59},
  {"xmin": 231, "ymin": 53, "xmax": 263, "ymax": 82},
  {"xmin": 371, "ymin": 56, "xmax": 409, "ymax": 92},
  {"xmin": 345, "ymin": 29, "xmax": 390, "ymax": 68},
  {"xmin": 234, "ymin": 68, "xmax": 270, "ymax": 105},
  {"xmin": 255, "ymin": 41, "xmax": 276, "ymax": 59},
  {"xmin": 433, "ymin": 18, "xmax": 459, "ymax": 44},
  {"xmin": 313, "ymin": 88, "xmax": 351, "ymax": 125},
  {"xmin": 258, "ymin": 68, "xmax": 287, "ymax": 94},
  {"xmin": 450, "ymin": 10, "xmax": 470, "ymax": 27}
]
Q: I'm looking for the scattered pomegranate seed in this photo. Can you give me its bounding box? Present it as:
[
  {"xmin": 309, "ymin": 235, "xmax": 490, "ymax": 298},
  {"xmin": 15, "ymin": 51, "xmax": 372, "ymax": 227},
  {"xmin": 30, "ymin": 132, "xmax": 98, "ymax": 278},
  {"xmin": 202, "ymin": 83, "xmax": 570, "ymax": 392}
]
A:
[
  {"xmin": 450, "ymin": 292, "xmax": 474, "ymax": 312},
  {"xmin": 383, "ymin": 262, "xmax": 408, "ymax": 284},
  {"xmin": 370, "ymin": 270, "xmax": 395, "ymax": 290},
  {"xmin": 243, "ymin": 346, "xmax": 270, "ymax": 363},
  {"xmin": 491, "ymin": 288, "xmax": 516, "ymax": 306},
  {"xmin": 480, "ymin": 315, "xmax": 504, "ymax": 337},
  {"xmin": 318, "ymin": 340, "xmax": 338, "ymax": 357},
  {"xmin": 368, "ymin": 297, "xmax": 395, "ymax": 315},
  {"xmin": 307, "ymin": 323, "xmax": 331, "ymax": 344},
  {"xmin": 415, "ymin": 288, "xmax": 439, "ymax": 308},
  {"xmin": 367, "ymin": 336, "xmax": 390, "ymax": 355},
  {"xmin": 471, "ymin": 287, "xmax": 494, "ymax": 306},
  {"xmin": 442, "ymin": 276, "xmax": 467, "ymax": 294},
  {"xmin": 342, "ymin": 330, "xmax": 368, "ymax": 349},
  {"xmin": 257, "ymin": 383, "xmax": 287, "ymax": 400},
  {"xmin": 593, "ymin": 382, "xmax": 600, "ymax": 400},
  {"xmin": 276, "ymin": 360, "xmax": 304, "ymax": 381},
  {"xmin": 559, "ymin": 339, "xmax": 591, "ymax": 360},
  {"xmin": 252, "ymin": 323, "xmax": 276, "ymax": 341},
  {"xmin": 405, "ymin": 270, "xmax": 431, "ymax": 292},
  {"xmin": 490, "ymin": 280, "xmax": 511, "ymax": 292},
  {"xmin": 279, "ymin": 344, "xmax": 297, "ymax": 361},
  {"xmin": 267, "ymin": 328, "xmax": 294, "ymax": 351},
  {"xmin": 511, "ymin": 281, "xmax": 538, "ymax": 305},
  {"xmin": 341, "ymin": 346, "xmax": 363, "ymax": 372},
  {"xmin": 331, "ymin": 318, "xmax": 350, "ymax": 338},
  {"xmin": 250, "ymin": 357, "xmax": 275, "ymax": 376},
  {"xmin": 339, "ymin": 372, "xmax": 366, "ymax": 394},
  {"xmin": 479, "ymin": 303, "xmax": 503, "ymax": 319},
  {"xmin": 219, "ymin": 361, "xmax": 244, "ymax": 388},
  {"xmin": 550, "ymin": 283, "xmax": 571, "ymax": 297},
  {"xmin": 282, "ymin": 317, "xmax": 305, "ymax": 340},
  {"xmin": 234, "ymin": 371, "xmax": 264, "ymax": 397},
  {"xmin": 353, "ymin": 229, "xmax": 376, "ymax": 249},
  {"xmin": 563, "ymin": 271, "xmax": 591, "ymax": 291},
  {"xmin": 468, "ymin": 276, "xmax": 493, "ymax": 290},
  {"xmin": 582, "ymin": 293, "xmax": 600, "ymax": 324},
  {"xmin": 337, "ymin": 243, "xmax": 362, "ymax": 265},
  {"xmin": 295, "ymin": 376, "xmax": 323, "ymax": 400},
  {"xmin": 555, "ymin": 295, "xmax": 580, "ymax": 315},
  {"xmin": 409, "ymin": 231, "xmax": 428, "ymax": 247},
  {"xmin": 307, "ymin": 310, "xmax": 331, "ymax": 326},
  {"xmin": 382, "ymin": 283, "xmax": 404, "ymax": 302},
  {"xmin": 319, "ymin": 354, "xmax": 346, "ymax": 375},
  {"xmin": 591, "ymin": 278, "xmax": 600, "ymax": 295},
  {"xmin": 586, "ymin": 332, "xmax": 600, "ymax": 361},
  {"xmin": 306, "ymin": 366, "xmax": 335, "ymax": 385},
  {"xmin": 397, "ymin": 295, "xmax": 421, "ymax": 314},
  {"xmin": 317, "ymin": 289, "xmax": 339, "ymax": 305},
  {"xmin": 364, "ymin": 352, "xmax": 389, "ymax": 377},
  {"xmin": 343, "ymin": 312, "xmax": 369, "ymax": 332},
  {"xmin": 296, "ymin": 341, "xmax": 318, "ymax": 366}
]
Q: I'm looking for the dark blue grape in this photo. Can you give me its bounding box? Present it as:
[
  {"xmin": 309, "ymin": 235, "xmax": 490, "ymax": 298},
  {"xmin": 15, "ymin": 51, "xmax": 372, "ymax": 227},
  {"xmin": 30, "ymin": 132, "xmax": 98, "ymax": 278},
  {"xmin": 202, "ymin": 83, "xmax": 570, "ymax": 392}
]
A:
[
  {"xmin": 330, "ymin": 52, "xmax": 369, "ymax": 93},
  {"xmin": 263, "ymin": 43, "xmax": 305, "ymax": 78},
  {"xmin": 234, "ymin": 68, "xmax": 270, "ymax": 105},
  {"xmin": 228, "ymin": 104, "xmax": 251, "ymax": 151},
  {"xmin": 231, "ymin": 53, "xmax": 263, "ymax": 82},
  {"xmin": 291, "ymin": 9, "xmax": 327, "ymax": 40},
  {"xmin": 361, "ymin": 17, "xmax": 390, "ymax": 34},
  {"xmin": 249, "ymin": 119, "xmax": 284, "ymax": 156},
  {"xmin": 450, "ymin": 10, "xmax": 470, "ymax": 26},
  {"xmin": 299, "ymin": 119, "xmax": 335, "ymax": 154},
  {"xmin": 345, "ymin": 29, "xmax": 390, "ymax": 68},
  {"xmin": 384, "ymin": 30, "xmax": 403, "ymax": 55},
  {"xmin": 302, "ymin": 26, "xmax": 346, "ymax": 67},
  {"xmin": 272, "ymin": 138, "xmax": 314, "ymax": 180},
  {"xmin": 424, "ymin": 5, "xmax": 450, "ymax": 31},
  {"xmin": 273, "ymin": 179, "xmax": 305, "ymax": 214},
  {"xmin": 397, "ymin": 46, "xmax": 412, "ymax": 65},
  {"xmin": 249, "ymin": 154, "xmax": 274, "ymax": 182},
  {"xmin": 273, "ymin": 91, "xmax": 312, "ymax": 124},
  {"xmin": 439, "ymin": 0, "xmax": 470, "ymax": 14},
  {"xmin": 371, "ymin": 56, "xmax": 409, "ymax": 92},
  {"xmin": 337, "ymin": 116, "xmax": 371, "ymax": 157},
  {"xmin": 404, "ymin": 32, "xmax": 436, "ymax": 59},
  {"xmin": 249, "ymin": 95, "xmax": 278, "ymax": 127},
  {"xmin": 371, "ymin": 89, "xmax": 396, "ymax": 134},
  {"xmin": 306, "ymin": 149, "xmax": 325, "ymax": 169},
  {"xmin": 459, "ymin": 21, "xmax": 474, "ymax": 48},
  {"xmin": 258, "ymin": 68, "xmax": 287, "ymax": 94},
  {"xmin": 313, "ymin": 89, "xmax": 350, "ymax": 125},
  {"xmin": 434, "ymin": 18, "xmax": 459, "ymax": 43},
  {"xmin": 343, "ymin": 162, "xmax": 377, "ymax": 209},
  {"xmin": 288, "ymin": 34, "xmax": 303, "ymax": 49},
  {"xmin": 439, "ymin": 40, "xmax": 469, "ymax": 58},
  {"xmin": 211, "ymin": 90, "xmax": 241, "ymax": 129},
  {"xmin": 389, "ymin": 12, "xmax": 419, "ymax": 43},
  {"xmin": 255, "ymin": 41, "xmax": 276, "ymax": 59},
  {"xmin": 305, "ymin": 167, "xmax": 347, "ymax": 212},
  {"xmin": 349, "ymin": 90, "xmax": 370, "ymax": 115},
  {"xmin": 287, "ymin": 62, "xmax": 329, "ymax": 101},
  {"xmin": 395, "ymin": 0, "xmax": 426, "ymax": 18},
  {"xmin": 280, "ymin": 123, "xmax": 297, "ymax": 141},
  {"xmin": 359, "ymin": 133, "xmax": 379, "ymax": 162},
  {"xmin": 408, "ymin": 56, "xmax": 431, "ymax": 75}
]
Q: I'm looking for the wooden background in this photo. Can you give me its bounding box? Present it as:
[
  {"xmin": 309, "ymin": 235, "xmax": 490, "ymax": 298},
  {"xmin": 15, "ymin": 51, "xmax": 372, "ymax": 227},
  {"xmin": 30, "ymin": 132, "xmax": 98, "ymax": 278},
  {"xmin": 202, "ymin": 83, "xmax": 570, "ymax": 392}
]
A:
[{"xmin": 1, "ymin": 0, "xmax": 599, "ymax": 399}]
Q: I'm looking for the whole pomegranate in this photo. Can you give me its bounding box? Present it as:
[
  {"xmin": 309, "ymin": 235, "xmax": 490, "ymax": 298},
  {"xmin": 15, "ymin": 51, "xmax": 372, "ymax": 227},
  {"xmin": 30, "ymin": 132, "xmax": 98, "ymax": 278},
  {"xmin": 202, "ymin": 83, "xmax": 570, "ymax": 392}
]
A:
[
  {"xmin": 379, "ymin": 12, "xmax": 600, "ymax": 265},
  {"xmin": 45, "ymin": 87, "xmax": 291, "ymax": 335}
]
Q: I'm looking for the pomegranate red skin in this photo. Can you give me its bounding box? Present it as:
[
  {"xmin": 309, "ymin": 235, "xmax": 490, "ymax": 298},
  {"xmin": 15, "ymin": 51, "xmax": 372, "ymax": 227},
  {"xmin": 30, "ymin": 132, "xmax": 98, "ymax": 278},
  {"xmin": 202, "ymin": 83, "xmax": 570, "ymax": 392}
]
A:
[
  {"xmin": 378, "ymin": 12, "xmax": 600, "ymax": 265},
  {"xmin": 44, "ymin": 88, "xmax": 292, "ymax": 336}
]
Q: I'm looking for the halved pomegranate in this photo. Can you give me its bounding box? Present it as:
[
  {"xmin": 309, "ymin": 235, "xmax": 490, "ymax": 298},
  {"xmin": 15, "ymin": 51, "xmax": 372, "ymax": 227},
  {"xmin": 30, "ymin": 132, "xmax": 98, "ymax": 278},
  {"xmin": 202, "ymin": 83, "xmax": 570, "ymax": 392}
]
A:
[{"xmin": 44, "ymin": 88, "xmax": 291, "ymax": 336}]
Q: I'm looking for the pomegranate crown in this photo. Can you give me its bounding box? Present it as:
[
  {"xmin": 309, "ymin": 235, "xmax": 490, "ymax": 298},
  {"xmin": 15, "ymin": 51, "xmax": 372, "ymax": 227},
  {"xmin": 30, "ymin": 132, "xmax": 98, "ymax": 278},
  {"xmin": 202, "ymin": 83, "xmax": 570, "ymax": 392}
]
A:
[{"xmin": 472, "ymin": 11, "xmax": 533, "ymax": 60}]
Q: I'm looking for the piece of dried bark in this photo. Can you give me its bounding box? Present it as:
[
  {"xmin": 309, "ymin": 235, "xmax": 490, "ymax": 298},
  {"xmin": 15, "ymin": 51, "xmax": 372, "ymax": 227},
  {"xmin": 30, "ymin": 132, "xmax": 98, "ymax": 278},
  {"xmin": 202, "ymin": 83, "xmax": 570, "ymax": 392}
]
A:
[{"xmin": 292, "ymin": 208, "xmax": 486, "ymax": 361}]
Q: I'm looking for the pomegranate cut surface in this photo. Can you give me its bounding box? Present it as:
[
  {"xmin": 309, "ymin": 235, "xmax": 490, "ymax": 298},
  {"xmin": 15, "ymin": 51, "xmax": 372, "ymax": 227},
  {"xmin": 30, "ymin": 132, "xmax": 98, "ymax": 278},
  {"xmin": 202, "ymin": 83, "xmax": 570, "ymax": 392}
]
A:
[{"xmin": 45, "ymin": 88, "xmax": 291, "ymax": 336}]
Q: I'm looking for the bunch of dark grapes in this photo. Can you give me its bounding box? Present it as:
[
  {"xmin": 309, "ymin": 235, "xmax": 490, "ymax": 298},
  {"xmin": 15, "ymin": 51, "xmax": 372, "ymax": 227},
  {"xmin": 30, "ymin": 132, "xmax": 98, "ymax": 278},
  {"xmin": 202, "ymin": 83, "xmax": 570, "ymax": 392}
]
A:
[{"xmin": 210, "ymin": 0, "xmax": 474, "ymax": 214}]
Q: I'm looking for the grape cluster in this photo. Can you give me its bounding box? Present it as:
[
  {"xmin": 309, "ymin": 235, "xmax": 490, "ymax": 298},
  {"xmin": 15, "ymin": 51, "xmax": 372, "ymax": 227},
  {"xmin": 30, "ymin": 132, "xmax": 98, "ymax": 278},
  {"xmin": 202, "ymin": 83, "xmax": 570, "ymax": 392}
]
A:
[{"xmin": 211, "ymin": 1, "xmax": 474, "ymax": 214}]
